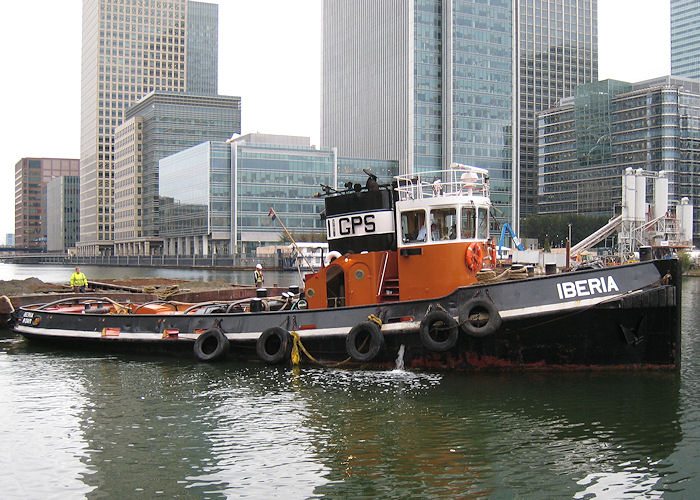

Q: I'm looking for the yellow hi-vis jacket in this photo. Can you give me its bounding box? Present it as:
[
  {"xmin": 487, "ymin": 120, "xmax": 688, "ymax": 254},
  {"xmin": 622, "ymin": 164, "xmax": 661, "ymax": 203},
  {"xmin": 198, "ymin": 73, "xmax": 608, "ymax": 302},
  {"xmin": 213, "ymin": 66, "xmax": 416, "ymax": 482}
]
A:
[{"xmin": 70, "ymin": 271, "xmax": 87, "ymax": 287}]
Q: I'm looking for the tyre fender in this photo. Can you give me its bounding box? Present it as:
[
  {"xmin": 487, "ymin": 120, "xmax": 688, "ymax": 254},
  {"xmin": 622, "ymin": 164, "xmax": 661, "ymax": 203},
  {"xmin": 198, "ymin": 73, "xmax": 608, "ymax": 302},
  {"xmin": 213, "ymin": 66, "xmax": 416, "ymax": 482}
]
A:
[
  {"xmin": 256, "ymin": 327, "xmax": 292, "ymax": 364},
  {"xmin": 193, "ymin": 328, "xmax": 229, "ymax": 362},
  {"xmin": 345, "ymin": 321, "xmax": 384, "ymax": 362},
  {"xmin": 419, "ymin": 310, "xmax": 459, "ymax": 351},
  {"xmin": 459, "ymin": 298, "xmax": 502, "ymax": 337}
]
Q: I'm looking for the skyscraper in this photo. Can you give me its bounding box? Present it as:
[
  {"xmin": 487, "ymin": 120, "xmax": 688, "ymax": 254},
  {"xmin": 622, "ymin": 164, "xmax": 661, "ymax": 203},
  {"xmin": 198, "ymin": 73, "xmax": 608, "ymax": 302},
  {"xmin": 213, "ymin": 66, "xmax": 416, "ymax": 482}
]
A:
[
  {"xmin": 671, "ymin": 0, "xmax": 700, "ymax": 80},
  {"xmin": 517, "ymin": 1, "xmax": 598, "ymax": 219},
  {"xmin": 79, "ymin": 0, "xmax": 218, "ymax": 256},
  {"xmin": 321, "ymin": 0, "xmax": 597, "ymax": 230}
]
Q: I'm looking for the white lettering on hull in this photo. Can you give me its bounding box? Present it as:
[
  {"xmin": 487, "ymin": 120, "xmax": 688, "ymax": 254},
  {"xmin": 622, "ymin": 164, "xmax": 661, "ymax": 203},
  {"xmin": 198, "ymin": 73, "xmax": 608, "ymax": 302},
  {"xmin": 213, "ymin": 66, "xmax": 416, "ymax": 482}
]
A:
[
  {"xmin": 556, "ymin": 276, "xmax": 620, "ymax": 300},
  {"xmin": 326, "ymin": 210, "xmax": 394, "ymax": 240}
]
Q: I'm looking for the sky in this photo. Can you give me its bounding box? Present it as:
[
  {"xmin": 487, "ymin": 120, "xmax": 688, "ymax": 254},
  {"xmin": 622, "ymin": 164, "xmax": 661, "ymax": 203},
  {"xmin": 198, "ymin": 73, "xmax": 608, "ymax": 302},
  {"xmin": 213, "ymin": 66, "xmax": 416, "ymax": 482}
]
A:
[{"xmin": 0, "ymin": 0, "xmax": 671, "ymax": 240}]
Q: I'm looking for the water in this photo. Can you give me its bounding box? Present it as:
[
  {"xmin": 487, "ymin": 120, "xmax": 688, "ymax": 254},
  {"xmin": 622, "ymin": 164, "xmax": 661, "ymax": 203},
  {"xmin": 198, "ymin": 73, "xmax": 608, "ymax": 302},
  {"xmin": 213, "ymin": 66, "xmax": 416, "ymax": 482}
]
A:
[{"xmin": 0, "ymin": 265, "xmax": 698, "ymax": 498}]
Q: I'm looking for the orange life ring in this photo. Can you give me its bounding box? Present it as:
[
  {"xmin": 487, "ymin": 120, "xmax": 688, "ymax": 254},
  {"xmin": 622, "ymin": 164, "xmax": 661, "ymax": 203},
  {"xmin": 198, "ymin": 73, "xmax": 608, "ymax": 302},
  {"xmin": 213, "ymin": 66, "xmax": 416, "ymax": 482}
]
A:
[{"xmin": 465, "ymin": 242, "xmax": 484, "ymax": 270}]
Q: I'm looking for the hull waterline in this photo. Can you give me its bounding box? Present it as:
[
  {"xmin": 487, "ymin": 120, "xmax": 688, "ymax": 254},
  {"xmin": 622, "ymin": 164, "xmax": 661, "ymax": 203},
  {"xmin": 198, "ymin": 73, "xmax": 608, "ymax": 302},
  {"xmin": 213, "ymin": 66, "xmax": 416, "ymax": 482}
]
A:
[{"xmin": 10, "ymin": 259, "xmax": 681, "ymax": 372}]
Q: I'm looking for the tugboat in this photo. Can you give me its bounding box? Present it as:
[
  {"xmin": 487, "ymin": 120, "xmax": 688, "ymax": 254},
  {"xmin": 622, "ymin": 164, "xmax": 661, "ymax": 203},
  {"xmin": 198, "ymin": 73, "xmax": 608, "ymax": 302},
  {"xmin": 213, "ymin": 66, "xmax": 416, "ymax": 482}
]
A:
[{"xmin": 9, "ymin": 164, "xmax": 682, "ymax": 371}]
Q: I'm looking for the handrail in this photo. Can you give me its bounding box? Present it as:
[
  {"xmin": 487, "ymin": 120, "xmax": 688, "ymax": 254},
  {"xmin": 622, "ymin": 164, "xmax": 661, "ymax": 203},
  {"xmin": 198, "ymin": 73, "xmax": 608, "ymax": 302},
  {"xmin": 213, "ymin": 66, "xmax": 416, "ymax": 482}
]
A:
[
  {"xmin": 395, "ymin": 164, "xmax": 490, "ymax": 202},
  {"xmin": 377, "ymin": 251, "xmax": 389, "ymax": 296},
  {"xmin": 33, "ymin": 296, "xmax": 125, "ymax": 311}
]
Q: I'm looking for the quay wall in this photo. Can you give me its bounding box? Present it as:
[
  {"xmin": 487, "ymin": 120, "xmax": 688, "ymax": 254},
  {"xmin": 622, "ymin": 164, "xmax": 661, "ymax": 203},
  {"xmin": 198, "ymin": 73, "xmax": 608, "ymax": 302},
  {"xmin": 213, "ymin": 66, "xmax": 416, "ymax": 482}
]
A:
[{"xmin": 0, "ymin": 254, "xmax": 281, "ymax": 270}]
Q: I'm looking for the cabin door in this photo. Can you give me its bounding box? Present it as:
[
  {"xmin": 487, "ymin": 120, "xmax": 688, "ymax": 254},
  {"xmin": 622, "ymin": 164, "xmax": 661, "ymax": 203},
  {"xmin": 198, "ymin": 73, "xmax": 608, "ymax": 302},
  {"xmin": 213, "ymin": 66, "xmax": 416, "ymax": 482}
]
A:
[{"xmin": 325, "ymin": 265, "xmax": 346, "ymax": 308}]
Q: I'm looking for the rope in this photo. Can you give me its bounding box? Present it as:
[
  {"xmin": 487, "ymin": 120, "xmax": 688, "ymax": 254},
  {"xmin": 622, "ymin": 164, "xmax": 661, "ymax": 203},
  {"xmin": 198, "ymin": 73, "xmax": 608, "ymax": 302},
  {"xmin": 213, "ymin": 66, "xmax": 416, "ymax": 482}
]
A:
[
  {"xmin": 288, "ymin": 312, "xmax": 378, "ymax": 367},
  {"xmin": 101, "ymin": 296, "xmax": 130, "ymax": 314},
  {"xmin": 367, "ymin": 313, "xmax": 383, "ymax": 327},
  {"xmin": 508, "ymin": 267, "xmax": 529, "ymax": 280},
  {"xmin": 290, "ymin": 330, "xmax": 321, "ymax": 365},
  {"xmin": 0, "ymin": 295, "xmax": 15, "ymax": 313},
  {"xmin": 476, "ymin": 268, "xmax": 510, "ymax": 283},
  {"xmin": 141, "ymin": 284, "xmax": 180, "ymax": 300},
  {"xmin": 157, "ymin": 285, "xmax": 180, "ymax": 300},
  {"xmin": 476, "ymin": 267, "xmax": 528, "ymax": 283}
]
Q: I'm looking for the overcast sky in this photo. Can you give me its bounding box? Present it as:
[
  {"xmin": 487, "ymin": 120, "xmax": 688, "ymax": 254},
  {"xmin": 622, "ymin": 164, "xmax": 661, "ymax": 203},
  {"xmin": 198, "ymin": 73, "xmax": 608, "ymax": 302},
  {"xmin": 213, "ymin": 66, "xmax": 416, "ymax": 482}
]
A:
[{"xmin": 0, "ymin": 0, "xmax": 671, "ymax": 240}]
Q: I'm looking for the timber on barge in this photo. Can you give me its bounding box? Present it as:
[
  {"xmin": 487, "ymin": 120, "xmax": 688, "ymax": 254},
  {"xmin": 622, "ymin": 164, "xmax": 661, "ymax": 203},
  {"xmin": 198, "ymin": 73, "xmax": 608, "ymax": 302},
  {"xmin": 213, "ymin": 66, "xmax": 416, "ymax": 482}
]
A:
[{"xmin": 8, "ymin": 164, "xmax": 682, "ymax": 371}]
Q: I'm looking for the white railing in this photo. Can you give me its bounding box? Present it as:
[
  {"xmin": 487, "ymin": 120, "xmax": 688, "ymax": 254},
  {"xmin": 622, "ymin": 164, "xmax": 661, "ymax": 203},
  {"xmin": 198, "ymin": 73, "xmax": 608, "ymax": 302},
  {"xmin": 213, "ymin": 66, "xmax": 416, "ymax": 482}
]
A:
[{"xmin": 395, "ymin": 163, "xmax": 490, "ymax": 202}]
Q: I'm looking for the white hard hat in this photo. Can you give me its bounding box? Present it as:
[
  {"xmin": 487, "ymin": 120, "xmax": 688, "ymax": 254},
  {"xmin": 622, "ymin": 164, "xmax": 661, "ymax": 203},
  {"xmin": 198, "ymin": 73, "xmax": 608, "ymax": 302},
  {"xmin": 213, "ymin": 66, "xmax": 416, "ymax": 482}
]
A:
[{"xmin": 256, "ymin": 264, "xmax": 262, "ymax": 269}]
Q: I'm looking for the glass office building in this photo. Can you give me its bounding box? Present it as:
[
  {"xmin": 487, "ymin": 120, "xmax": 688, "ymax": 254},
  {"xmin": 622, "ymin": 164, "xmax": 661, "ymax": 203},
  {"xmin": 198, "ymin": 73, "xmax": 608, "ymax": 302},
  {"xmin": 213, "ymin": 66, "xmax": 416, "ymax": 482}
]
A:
[
  {"xmin": 113, "ymin": 91, "xmax": 240, "ymax": 255},
  {"xmin": 187, "ymin": 1, "xmax": 218, "ymax": 95},
  {"xmin": 322, "ymin": 0, "xmax": 597, "ymax": 232},
  {"xmin": 517, "ymin": 1, "xmax": 598, "ymax": 219},
  {"xmin": 160, "ymin": 135, "xmax": 398, "ymax": 256},
  {"xmin": 160, "ymin": 142, "xmax": 231, "ymax": 255},
  {"xmin": 671, "ymin": 0, "xmax": 700, "ymax": 80},
  {"xmin": 79, "ymin": 0, "xmax": 218, "ymax": 256},
  {"xmin": 538, "ymin": 77, "xmax": 700, "ymax": 245}
]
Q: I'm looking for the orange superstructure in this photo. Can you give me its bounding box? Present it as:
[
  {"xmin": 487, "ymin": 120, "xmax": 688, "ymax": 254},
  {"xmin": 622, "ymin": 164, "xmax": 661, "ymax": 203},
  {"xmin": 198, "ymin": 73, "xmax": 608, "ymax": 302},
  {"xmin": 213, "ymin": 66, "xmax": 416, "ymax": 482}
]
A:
[{"xmin": 306, "ymin": 164, "xmax": 496, "ymax": 309}]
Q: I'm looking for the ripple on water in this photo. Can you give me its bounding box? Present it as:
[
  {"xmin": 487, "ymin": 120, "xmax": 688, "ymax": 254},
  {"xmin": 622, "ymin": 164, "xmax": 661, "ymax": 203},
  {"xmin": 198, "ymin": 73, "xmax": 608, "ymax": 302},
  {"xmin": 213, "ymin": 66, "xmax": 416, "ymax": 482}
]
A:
[{"xmin": 0, "ymin": 276, "xmax": 698, "ymax": 499}]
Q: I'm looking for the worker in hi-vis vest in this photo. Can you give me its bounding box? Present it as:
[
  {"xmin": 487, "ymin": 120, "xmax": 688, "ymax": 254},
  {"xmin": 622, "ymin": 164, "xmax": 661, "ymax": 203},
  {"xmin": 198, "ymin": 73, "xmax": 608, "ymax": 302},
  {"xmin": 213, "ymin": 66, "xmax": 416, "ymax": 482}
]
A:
[
  {"xmin": 254, "ymin": 264, "xmax": 264, "ymax": 287},
  {"xmin": 70, "ymin": 267, "xmax": 88, "ymax": 293}
]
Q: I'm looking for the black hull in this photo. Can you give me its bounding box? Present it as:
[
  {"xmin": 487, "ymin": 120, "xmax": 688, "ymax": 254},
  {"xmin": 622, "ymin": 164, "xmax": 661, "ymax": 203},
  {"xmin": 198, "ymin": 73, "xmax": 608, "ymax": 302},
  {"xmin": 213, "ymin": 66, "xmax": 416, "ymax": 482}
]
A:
[{"xmin": 11, "ymin": 259, "xmax": 682, "ymax": 372}]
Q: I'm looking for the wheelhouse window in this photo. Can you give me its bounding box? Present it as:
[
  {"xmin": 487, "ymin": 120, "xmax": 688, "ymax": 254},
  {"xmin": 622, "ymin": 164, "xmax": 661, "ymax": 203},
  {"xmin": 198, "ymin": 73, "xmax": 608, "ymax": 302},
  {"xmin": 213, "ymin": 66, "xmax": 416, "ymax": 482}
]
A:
[
  {"xmin": 430, "ymin": 207, "xmax": 456, "ymax": 241},
  {"xmin": 401, "ymin": 210, "xmax": 426, "ymax": 243},
  {"xmin": 477, "ymin": 207, "xmax": 489, "ymax": 239},
  {"xmin": 461, "ymin": 207, "xmax": 475, "ymax": 239}
]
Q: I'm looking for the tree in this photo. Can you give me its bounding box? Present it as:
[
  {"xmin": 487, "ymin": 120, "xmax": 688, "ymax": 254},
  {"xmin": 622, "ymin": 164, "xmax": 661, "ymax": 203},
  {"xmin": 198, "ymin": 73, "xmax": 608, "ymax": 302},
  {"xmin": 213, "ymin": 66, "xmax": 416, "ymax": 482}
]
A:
[{"xmin": 521, "ymin": 214, "xmax": 611, "ymax": 248}]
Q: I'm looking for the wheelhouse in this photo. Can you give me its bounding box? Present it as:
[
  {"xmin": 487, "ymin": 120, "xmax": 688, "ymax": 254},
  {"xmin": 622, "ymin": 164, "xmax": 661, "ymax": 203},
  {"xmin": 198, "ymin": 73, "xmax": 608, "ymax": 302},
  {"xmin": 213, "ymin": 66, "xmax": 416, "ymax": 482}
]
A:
[
  {"xmin": 304, "ymin": 164, "xmax": 496, "ymax": 309},
  {"xmin": 395, "ymin": 165, "xmax": 491, "ymax": 247}
]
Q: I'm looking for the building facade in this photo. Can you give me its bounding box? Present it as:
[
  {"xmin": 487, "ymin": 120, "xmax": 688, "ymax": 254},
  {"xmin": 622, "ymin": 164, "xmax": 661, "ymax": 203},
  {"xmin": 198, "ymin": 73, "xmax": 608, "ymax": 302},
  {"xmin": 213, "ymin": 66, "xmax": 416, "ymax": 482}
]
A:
[
  {"xmin": 79, "ymin": 0, "xmax": 218, "ymax": 256},
  {"xmin": 186, "ymin": 1, "xmax": 218, "ymax": 94},
  {"xmin": 114, "ymin": 116, "xmax": 144, "ymax": 254},
  {"xmin": 517, "ymin": 0, "xmax": 598, "ymax": 219},
  {"xmin": 159, "ymin": 134, "xmax": 398, "ymax": 256},
  {"xmin": 538, "ymin": 76, "xmax": 700, "ymax": 245},
  {"xmin": 113, "ymin": 91, "xmax": 241, "ymax": 255},
  {"xmin": 46, "ymin": 176, "xmax": 80, "ymax": 252},
  {"xmin": 14, "ymin": 157, "xmax": 80, "ymax": 249},
  {"xmin": 321, "ymin": 0, "xmax": 597, "ymax": 232},
  {"xmin": 671, "ymin": 0, "xmax": 700, "ymax": 80}
]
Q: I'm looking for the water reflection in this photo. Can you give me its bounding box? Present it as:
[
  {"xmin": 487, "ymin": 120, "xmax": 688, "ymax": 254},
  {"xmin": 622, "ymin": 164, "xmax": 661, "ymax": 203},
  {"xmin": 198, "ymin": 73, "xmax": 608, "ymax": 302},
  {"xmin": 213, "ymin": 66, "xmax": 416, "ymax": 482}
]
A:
[
  {"xmin": 294, "ymin": 370, "xmax": 681, "ymax": 498},
  {"xmin": 0, "ymin": 340, "xmax": 93, "ymax": 497},
  {"xmin": 0, "ymin": 343, "xmax": 688, "ymax": 498},
  {"xmin": 0, "ymin": 276, "xmax": 697, "ymax": 497}
]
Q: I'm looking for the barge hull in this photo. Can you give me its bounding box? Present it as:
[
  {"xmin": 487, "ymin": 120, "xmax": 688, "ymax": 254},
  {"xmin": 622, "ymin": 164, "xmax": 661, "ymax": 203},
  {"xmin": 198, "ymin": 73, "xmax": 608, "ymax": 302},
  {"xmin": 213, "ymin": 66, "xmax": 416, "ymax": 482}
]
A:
[{"xmin": 11, "ymin": 259, "xmax": 681, "ymax": 371}]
